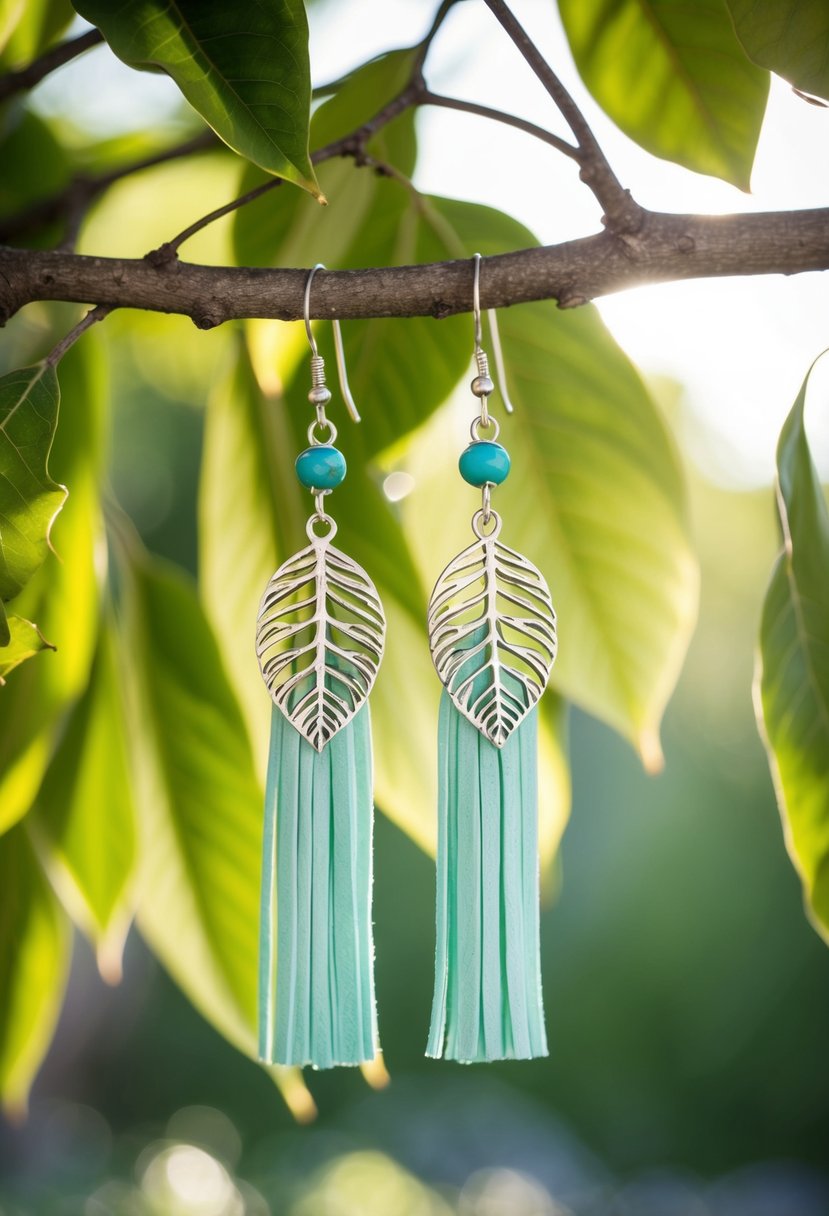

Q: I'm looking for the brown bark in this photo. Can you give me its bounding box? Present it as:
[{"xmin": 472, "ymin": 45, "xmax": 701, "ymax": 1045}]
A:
[{"xmin": 2, "ymin": 208, "xmax": 828, "ymax": 330}]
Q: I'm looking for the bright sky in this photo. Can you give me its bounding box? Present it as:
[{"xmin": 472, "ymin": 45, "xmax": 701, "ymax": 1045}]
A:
[{"xmin": 33, "ymin": 0, "xmax": 829, "ymax": 486}]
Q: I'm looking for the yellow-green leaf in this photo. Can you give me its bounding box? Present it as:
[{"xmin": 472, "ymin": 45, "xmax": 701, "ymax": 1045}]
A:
[
  {"xmin": 0, "ymin": 363, "xmax": 66, "ymax": 640},
  {"xmin": 0, "ymin": 343, "xmax": 105, "ymax": 834},
  {"xmin": 726, "ymin": 0, "xmax": 829, "ymax": 102},
  {"xmin": 121, "ymin": 547, "xmax": 312, "ymax": 1117},
  {"xmin": 756, "ymin": 359, "xmax": 829, "ymax": 942},
  {"xmin": 72, "ymin": 0, "xmax": 319, "ymax": 195},
  {"xmin": 0, "ymin": 614, "xmax": 53, "ymax": 684},
  {"xmin": 557, "ymin": 0, "xmax": 769, "ymax": 188},
  {"xmin": 33, "ymin": 619, "xmax": 136, "ymax": 980},
  {"xmin": 0, "ymin": 0, "xmax": 73, "ymax": 67},
  {"xmin": 233, "ymin": 47, "xmax": 417, "ymax": 269},
  {"xmin": 0, "ymin": 822, "xmax": 71, "ymax": 1117}
]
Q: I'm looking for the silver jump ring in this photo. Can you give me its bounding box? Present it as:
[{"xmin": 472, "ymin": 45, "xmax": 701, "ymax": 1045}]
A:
[
  {"xmin": 471, "ymin": 508, "xmax": 501, "ymax": 539},
  {"xmin": 470, "ymin": 415, "xmax": 500, "ymax": 442},
  {"xmin": 308, "ymin": 418, "xmax": 338, "ymax": 445},
  {"xmin": 481, "ymin": 483, "xmax": 492, "ymax": 523},
  {"xmin": 306, "ymin": 513, "xmax": 338, "ymax": 542}
]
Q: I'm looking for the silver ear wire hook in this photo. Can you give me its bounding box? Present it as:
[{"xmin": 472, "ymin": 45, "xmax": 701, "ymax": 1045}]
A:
[
  {"xmin": 471, "ymin": 252, "xmax": 515, "ymax": 415},
  {"xmin": 303, "ymin": 262, "xmax": 361, "ymax": 423}
]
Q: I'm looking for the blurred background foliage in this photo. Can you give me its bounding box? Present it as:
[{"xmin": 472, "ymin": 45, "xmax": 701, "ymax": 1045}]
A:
[{"xmin": 1, "ymin": 0, "xmax": 829, "ymax": 1213}]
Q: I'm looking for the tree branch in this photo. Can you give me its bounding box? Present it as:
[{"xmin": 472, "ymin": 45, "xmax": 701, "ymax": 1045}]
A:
[
  {"xmin": 481, "ymin": 0, "xmax": 643, "ymax": 233},
  {"xmin": 143, "ymin": 117, "xmax": 411, "ymax": 264},
  {"xmin": 0, "ymin": 28, "xmax": 104, "ymax": 103},
  {"xmin": 3, "ymin": 209, "xmax": 828, "ymax": 328}
]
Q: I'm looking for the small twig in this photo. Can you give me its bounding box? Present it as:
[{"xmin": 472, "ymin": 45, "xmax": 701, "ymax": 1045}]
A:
[
  {"xmin": 482, "ymin": 0, "xmax": 643, "ymax": 233},
  {"xmin": 148, "ymin": 85, "xmax": 427, "ymax": 262},
  {"xmin": 0, "ymin": 130, "xmax": 219, "ymax": 247},
  {"xmin": 44, "ymin": 304, "xmax": 112, "ymax": 366},
  {"xmin": 0, "ymin": 28, "xmax": 104, "ymax": 103},
  {"xmin": 147, "ymin": 176, "xmax": 283, "ymax": 265},
  {"xmin": 418, "ymin": 89, "xmax": 580, "ymax": 161},
  {"xmin": 412, "ymin": 0, "xmax": 462, "ymax": 76}
]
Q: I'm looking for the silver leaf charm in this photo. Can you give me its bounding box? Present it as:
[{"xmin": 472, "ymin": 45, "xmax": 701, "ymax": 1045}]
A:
[
  {"xmin": 256, "ymin": 528, "xmax": 385, "ymax": 752},
  {"xmin": 428, "ymin": 514, "xmax": 556, "ymax": 747}
]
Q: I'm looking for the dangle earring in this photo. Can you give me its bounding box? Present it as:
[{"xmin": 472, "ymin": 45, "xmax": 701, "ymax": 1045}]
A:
[
  {"xmin": 256, "ymin": 264, "xmax": 385, "ymax": 1069},
  {"xmin": 427, "ymin": 254, "xmax": 557, "ymax": 1063}
]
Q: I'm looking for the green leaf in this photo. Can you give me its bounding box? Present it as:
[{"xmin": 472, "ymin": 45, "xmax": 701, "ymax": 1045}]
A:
[
  {"xmin": 0, "ymin": 0, "xmax": 73, "ymax": 67},
  {"xmin": 0, "ymin": 614, "xmax": 54, "ymax": 684},
  {"xmin": 0, "ymin": 363, "xmax": 66, "ymax": 636},
  {"xmin": 125, "ymin": 551, "xmax": 262, "ymax": 1041},
  {"xmin": 72, "ymin": 0, "xmax": 319, "ymax": 196},
  {"xmin": 233, "ymin": 47, "xmax": 418, "ymax": 268},
  {"xmin": 233, "ymin": 49, "xmax": 418, "ymax": 265},
  {"xmin": 0, "ymin": 110, "xmax": 71, "ymax": 247},
  {"xmin": 311, "ymin": 48, "xmax": 418, "ymax": 157},
  {"xmin": 121, "ymin": 546, "xmax": 313, "ymax": 1117},
  {"xmin": 33, "ymin": 619, "xmax": 136, "ymax": 980},
  {"xmin": 0, "ymin": 822, "xmax": 71, "ymax": 1117},
  {"xmin": 726, "ymin": 0, "xmax": 829, "ymax": 102},
  {"xmin": 0, "ymin": 343, "xmax": 105, "ymax": 834},
  {"xmin": 756, "ymin": 360, "xmax": 829, "ymax": 942},
  {"xmin": 557, "ymin": 0, "xmax": 769, "ymax": 188},
  {"xmin": 402, "ymin": 198, "xmax": 698, "ymax": 768}
]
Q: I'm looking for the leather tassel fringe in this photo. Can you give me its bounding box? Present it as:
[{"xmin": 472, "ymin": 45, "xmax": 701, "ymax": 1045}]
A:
[
  {"xmin": 427, "ymin": 692, "xmax": 547, "ymax": 1063},
  {"xmin": 259, "ymin": 705, "xmax": 377, "ymax": 1068}
]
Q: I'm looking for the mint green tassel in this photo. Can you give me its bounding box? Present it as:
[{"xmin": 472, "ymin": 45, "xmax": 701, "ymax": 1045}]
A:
[
  {"xmin": 259, "ymin": 705, "xmax": 377, "ymax": 1068},
  {"xmin": 427, "ymin": 692, "xmax": 547, "ymax": 1062}
]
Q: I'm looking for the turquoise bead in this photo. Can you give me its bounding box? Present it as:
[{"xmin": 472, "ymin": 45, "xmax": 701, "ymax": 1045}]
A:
[
  {"xmin": 458, "ymin": 441, "xmax": 510, "ymax": 487},
  {"xmin": 295, "ymin": 445, "xmax": 347, "ymax": 490}
]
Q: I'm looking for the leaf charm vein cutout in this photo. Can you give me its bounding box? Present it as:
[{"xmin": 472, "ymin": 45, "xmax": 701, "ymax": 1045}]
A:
[
  {"xmin": 428, "ymin": 536, "xmax": 557, "ymax": 747},
  {"xmin": 256, "ymin": 539, "xmax": 385, "ymax": 751}
]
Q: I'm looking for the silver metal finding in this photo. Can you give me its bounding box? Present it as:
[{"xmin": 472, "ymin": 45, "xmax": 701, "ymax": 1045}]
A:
[
  {"xmin": 307, "ymin": 418, "xmax": 338, "ymax": 445},
  {"xmin": 427, "ymin": 525, "xmax": 557, "ymax": 748},
  {"xmin": 303, "ymin": 263, "xmax": 361, "ymax": 423},
  {"xmin": 257, "ymin": 529, "xmax": 385, "ymax": 751},
  {"xmin": 481, "ymin": 483, "xmax": 492, "ymax": 524},
  {"xmin": 470, "ymin": 415, "xmax": 500, "ymax": 442},
  {"xmin": 471, "ymin": 252, "xmax": 514, "ymax": 415},
  {"xmin": 254, "ymin": 265, "xmax": 385, "ymax": 751}
]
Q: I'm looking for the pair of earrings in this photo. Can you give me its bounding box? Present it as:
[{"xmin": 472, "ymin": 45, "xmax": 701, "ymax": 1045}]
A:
[{"xmin": 255, "ymin": 257, "xmax": 557, "ymax": 1069}]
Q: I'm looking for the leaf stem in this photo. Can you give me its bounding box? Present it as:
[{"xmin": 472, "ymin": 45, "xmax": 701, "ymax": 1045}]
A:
[
  {"xmin": 44, "ymin": 304, "xmax": 112, "ymax": 367},
  {"xmin": 146, "ymin": 175, "xmax": 283, "ymax": 265}
]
